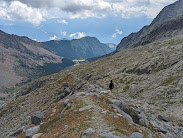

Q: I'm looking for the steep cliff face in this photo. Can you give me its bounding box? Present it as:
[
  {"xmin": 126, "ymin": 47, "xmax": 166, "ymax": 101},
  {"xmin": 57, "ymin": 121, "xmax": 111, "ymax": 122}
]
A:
[
  {"xmin": 43, "ymin": 36, "xmax": 113, "ymax": 60},
  {"xmin": 150, "ymin": 0, "xmax": 183, "ymax": 27},
  {"xmin": 116, "ymin": 0, "xmax": 183, "ymax": 52}
]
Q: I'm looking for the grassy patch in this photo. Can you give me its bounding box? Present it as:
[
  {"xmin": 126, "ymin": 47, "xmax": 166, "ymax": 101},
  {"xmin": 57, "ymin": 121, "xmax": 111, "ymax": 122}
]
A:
[
  {"xmin": 0, "ymin": 109, "xmax": 6, "ymax": 118},
  {"xmin": 161, "ymin": 76, "xmax": 177, "ymax": 86},
  {"xmin": 123, "ymin": 85, "xmax": 130, "ymax": 92},
  {"xmin": 39, "ymin": 97, "xmax": 91, "ymax": 137}
]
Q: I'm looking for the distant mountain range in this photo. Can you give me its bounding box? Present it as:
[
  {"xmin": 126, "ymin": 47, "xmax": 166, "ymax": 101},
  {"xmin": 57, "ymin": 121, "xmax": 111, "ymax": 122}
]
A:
[
  {"xmin": 0, "ymin": 30, "xmax": 74, "ymax": 92},
  {"xmin": 116, "ymin": 0, "xmax": 183, "ymax": 52},
  {"xmin": 42, "ymin": 36, "xmax": 115, "ymax": 60}
]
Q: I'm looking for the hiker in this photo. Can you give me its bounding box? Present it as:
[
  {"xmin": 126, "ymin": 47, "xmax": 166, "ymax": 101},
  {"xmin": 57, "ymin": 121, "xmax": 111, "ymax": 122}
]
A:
[{"xmin": 109, "ymin": 80, "xmax": 114, "ymax": 94}]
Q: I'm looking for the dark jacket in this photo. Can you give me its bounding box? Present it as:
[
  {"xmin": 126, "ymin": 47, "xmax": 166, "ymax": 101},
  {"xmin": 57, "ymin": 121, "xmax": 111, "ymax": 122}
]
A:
[{"xmin": 109, "ymin": 82, "xmax": 114, "ymax": 89}]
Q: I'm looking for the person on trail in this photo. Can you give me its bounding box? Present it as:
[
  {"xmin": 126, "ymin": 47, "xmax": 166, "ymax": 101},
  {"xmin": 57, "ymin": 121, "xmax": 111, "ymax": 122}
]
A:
[{"xmin": 109, "ymin": 80, "xmax": 114, "ymax": 94}]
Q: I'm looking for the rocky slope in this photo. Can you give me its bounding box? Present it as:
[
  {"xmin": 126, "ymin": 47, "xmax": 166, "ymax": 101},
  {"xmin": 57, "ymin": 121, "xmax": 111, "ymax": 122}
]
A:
[
  {"xmin": 1, "ymin": 1, "xmax": 183, "ymax": 137},
  {"xmin": 116, "ymin": 0, "xmax": 183, "ymax": 52},
  {"xmin": 0, "ymin": 30, "xmax": 74, "ymax": 105},
  {"xmin": 42, "ymin": 36, "xmax": 113, "ymax": 60},
  {"xmin": 0, "ymin": 34, "xmax": 183, "ymax": 137}
]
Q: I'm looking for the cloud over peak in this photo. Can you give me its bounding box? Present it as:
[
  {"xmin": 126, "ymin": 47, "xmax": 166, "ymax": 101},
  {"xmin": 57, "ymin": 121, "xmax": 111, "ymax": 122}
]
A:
[
  {"xmin": 0, "ymin": 0, "xmax": 177, "ymax": 25},
  {"xmin": 69, "ymin": 32, "xmax": 86, "ymax": 39}
]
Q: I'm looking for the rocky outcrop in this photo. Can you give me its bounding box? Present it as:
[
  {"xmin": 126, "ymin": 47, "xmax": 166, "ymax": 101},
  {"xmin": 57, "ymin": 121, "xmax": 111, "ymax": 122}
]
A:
[
  {"xmin": 99, "ymin": 133, "xmax": 121, "ymax": 138},
  {"xmin": 130, "ymin": 132, "xmax": 144, "ymax": 138},
  {"xmin": 25, "ymin": 125, "xmax": 40, "ymax": 138},
  {"xmin": 31, "ymin": 111, "xmax": 44, "ymax": 125},
  {"xmin": 109, "ymin": 99, "xmax": 140, "ymax": 124},
  {"xmin": 116, "ymin": 0, "xmax": 183, "ymax": 52},
  {"xmin": 81, "ymin": 128, "xmax": 95, "ymax": 138}
]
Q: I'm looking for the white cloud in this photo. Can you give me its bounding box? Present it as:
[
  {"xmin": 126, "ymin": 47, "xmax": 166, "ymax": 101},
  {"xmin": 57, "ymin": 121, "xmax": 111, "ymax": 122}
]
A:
[
  {"xmin": 57, "ymin": 19, "xmax": 68, "ymax": 25},
  {"xmin": 112, "ymin": 0, "xmax": 177, "ymax": 18},
  {"xmin": 3, "ymin": 0, "xmax": 112, "ymax": 19},
  {"xmin": 112, "ymin": 29, "xmax": 123, "ymax": 38},
  {"xmin": 0, "ymin": 1, "xmax": 45, "ymax": 26},
  {"xmin": 0, "ymin": 0, "xmax": 178, "ymax": 25},
  {"xmin": 61, "ymin": 31, "xmax": 67, "ymax": 36},
  {"xmin": 49, "ymin": 35, "xmax": 58, "ymax": 40},
  {"xmin": 69, "ymin": 32, "xmax": 86, "ymax": 39}
]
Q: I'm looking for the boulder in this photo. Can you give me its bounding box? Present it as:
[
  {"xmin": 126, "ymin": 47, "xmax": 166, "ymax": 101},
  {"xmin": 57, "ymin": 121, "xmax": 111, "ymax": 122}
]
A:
[
  {"xmin": 93, "ymin": 93, "xmax": 102, "ymax": 101},
  {"xmin": 158, "ymin": 115, "xmax": 170, "ymax": 122},
  {"xmin": 99, "ymin": 133, "xmax": 121, "ymax": 138},
  {"xmin": 87, "ymin": 93, "xmax": 102, "ymax": 101},
  {"xmin": 79, "ymin": 105, "xmax": 93, "ymax": 112},
  {"xmin": 112, "ymin": 104, "xmax": 133, "ymax": 122},
  {"xmin": 130, "ymin": 132, "xmax": 144, "ymax": 138},
  {"xmin": 100, "ymin": 91, "xmax": 109, "ymax": 94},
  {"xmin": 64, "ymin": 99, "xmax": 69, "ymax": 107},
  {"xmin": 139, "ymin": 112, "xmax": 149, "ymax": 127},
  {"xmin": 66, "ymin": 103, "xmax": 71, "ymax": 110},
  {"xmin": 136, "ymin": 107, "xmax": 145, "ymax": 113},
  {"xmin": 26, "ymin": 125, "xmax": 40, "ymax": 138},
  {"xmin": 64, "ymin": 87, "xmax": 71, "ymax": 95},
  {"xmin": 59, "ymin": 109, "xmax": 65, "ymax": 118},
  {"xmin": 31, "ymin": 111, "xmax": 44, "ymax": 125},
  {"xmin": 81, "ymin": 128, "xmax": 95, "ymax": 138},
  {"xmin": 75, "ymin": 92, "xmax": 86, "ymax": 96},
  {"xmin": 109, "ymin": 99, "xmax": 140, "ymax": 123},
  {"xmin": 32, "ymin": 133, "xmax": 43, "ymax": 138}
]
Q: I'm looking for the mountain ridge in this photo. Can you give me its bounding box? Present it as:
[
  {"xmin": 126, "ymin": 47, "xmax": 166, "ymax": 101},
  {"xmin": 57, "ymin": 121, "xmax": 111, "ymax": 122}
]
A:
[
  {"xmin": 43, "ymin": 36, "xmax": 114, "ymax": 60},
  {"xmin": 116, "ymin": 0, "xmax": 183, "ymax": 52},
  {"xmin": 0, "ymin": 30, "xmax": 74, "ymax": 105}
]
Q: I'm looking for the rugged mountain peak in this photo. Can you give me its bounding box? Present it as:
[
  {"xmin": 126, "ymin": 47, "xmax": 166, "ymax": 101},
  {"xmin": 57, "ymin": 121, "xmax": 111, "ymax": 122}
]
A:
[
  {"xmin": 151, "ymin": 0, "xmax": 183, "ymax": 27},
  {"xmin": 116, "ymin": 0, "xmax": 183, "ymax": 52},
  {"xmin": 43, "ymin": 36, "xmax": 113, "ymax": 60}
]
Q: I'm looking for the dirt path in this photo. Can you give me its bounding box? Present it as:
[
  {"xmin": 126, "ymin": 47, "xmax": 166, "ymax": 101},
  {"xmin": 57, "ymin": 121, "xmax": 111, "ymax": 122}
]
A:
[{"xmin": 81, "ymin": 96, "xmax": 114, "ymax": 135}]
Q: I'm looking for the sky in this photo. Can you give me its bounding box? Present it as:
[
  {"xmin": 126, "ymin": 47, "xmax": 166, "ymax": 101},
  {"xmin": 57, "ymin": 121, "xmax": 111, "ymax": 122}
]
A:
[{"xmin": 0, "ymin": 0, "xmax": 177, "ymax": 44}]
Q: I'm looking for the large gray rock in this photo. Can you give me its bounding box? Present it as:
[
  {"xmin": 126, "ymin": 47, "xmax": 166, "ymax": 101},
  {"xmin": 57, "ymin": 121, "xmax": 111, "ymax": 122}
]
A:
[
  {"xmin": 136, "ymin": 107, "xmax": 145, "ymax": 113},
  {"xmin": 79, "ymin": 105, "xmax": 93, "ymax": 112},
  {"xmin": 136, "ymin": 107, "xmax": 149, "ymax": 127},
  {"xmin": 64, "ymin": 87, "xmax": 72, "ymax": 95},
  {"xmin": 130, "ymin": 132, "xmax": 144, "ymax": 138},
  {"xmin": 81, "ymin": 128, "xmax": 95, "ymax": 138},
  {"xmin": 150, "ymin": 121, "xmax": 167, "ymax": 134},
  {"xmin": 139, "ymin": 112, "xmax": 149, "ymax": 127},
  {"xmin": 26, "ymin": 125, "xmax": 40, "ymax": 138},
  {"xmin": 75, "ymin": 92, "xmax": 86, "ymax": 96},
  {"xmin": 109, "ymin": 99, "xmax": 140, "ymax": 123},
  {"xmin": 87, "ymin": 93, "xmax": 102, "ymax": 101},
  {"xmin": 158, "ymin": 115, "xmax": 170, "ymax": 122},
  {"xmin": 112, "ymin": 104, "xmax": 133, "ymax": 122},
  {"xmin": 64, "ymin": 99, "xmax": 69, "ymax": 107},
  {"xmin": 31, "ymin": 111, "xmax": 44, "ymax": 125},
  {"xmin": 65, "ymin": 103, "xmax": 71, "ymax": 110},
  {"xmin": 99, "ymin": 133, "xmax": 121, "ymax": 138}
]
